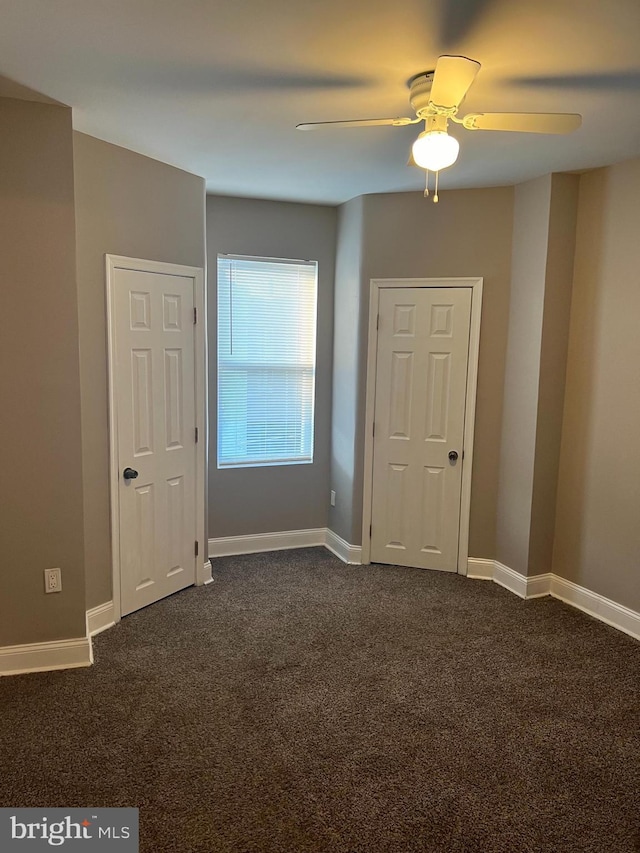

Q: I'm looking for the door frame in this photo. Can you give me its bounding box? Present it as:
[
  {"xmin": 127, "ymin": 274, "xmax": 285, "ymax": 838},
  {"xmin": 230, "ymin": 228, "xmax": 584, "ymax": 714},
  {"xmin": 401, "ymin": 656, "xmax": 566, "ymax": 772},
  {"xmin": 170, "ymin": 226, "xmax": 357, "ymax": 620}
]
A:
[
  {"xmin": 361, "ymin": 277, "xmax": 483, "ymax": 574},
  {"xmin": 106, "ymin": 255, "xmax": 207, "ymax": 623}
]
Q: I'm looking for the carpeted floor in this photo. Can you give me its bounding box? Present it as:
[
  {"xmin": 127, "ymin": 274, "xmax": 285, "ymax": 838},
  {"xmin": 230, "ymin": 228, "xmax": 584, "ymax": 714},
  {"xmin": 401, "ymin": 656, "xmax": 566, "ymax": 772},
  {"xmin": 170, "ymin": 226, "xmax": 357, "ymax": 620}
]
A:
[{"xmin": 1, "ymin": 547, "xmax": 639, "ymax": 852}]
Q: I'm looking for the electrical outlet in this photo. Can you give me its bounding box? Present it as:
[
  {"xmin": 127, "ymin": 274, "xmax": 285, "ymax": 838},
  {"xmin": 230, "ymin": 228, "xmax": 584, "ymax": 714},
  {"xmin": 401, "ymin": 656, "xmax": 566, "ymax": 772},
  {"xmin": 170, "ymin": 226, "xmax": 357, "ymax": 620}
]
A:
[
  {"xmin": 44, "ymin": 568, "xmax": 62, "ymax": 594},
  {"xmin": 330, "ymin": 490, "xmax": 336, "ymax": 507}
]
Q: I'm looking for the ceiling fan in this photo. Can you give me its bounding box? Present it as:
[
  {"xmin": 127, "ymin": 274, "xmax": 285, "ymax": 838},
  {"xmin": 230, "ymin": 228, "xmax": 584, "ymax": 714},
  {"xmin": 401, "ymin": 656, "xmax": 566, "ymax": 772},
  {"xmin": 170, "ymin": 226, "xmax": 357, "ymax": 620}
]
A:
[{"xmin": 297, "ymin": 55, "xmax": 582, "ymax": 202}]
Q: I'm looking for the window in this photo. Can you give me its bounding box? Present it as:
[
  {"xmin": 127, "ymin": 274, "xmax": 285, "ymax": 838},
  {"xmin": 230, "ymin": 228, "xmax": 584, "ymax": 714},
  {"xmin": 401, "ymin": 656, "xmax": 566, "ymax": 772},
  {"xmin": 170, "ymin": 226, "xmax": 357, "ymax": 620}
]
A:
[{"xmin": 217, "ymin": 254, "xmax": 318, "ymax": 468}]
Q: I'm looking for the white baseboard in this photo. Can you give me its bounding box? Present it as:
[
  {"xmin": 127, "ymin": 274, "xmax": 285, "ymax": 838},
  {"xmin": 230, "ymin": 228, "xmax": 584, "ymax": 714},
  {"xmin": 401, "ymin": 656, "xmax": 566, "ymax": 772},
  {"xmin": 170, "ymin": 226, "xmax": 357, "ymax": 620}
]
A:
[
  {"xmin": 209, "ymin": 528, "xmax": 326, "ymax": 558},
  {"xmin": 325, "ymin": 529, "xmax": 363, "ymax": 565},
  {"xmin": 550, "ymin": 575, "xmax": 640, "ymax": 641},
  {"xmin": 468, "ymin": 557, "xmax": 639, "ymax": 641},
  {"xmin": 202, "ymin": 559, "xmax": 213, "ymax": 585},
  {"xmin": 195, "ymin": 557, "xmax": 212, "ymax": 586},
  {"xmin": 466, "ymin": 557, "xmax": 494, "ymax": 580},
  {"xmin": 86, "ymin": 601, "xmax": 116, "ymax": 637},
  {"xmin": 208, "ymin": 527, "xmax": 362, "ymax": 565},
  {"xmin": 527, "ymin": 572, "xmax": 554, "ymax": 599},
  {"xmin": 0, "ymin": 636, "xmax": 93, "ymax": 677},
  {"xmin": 492, "ymin": 561, "xmax": 529, "ymax": 598}
]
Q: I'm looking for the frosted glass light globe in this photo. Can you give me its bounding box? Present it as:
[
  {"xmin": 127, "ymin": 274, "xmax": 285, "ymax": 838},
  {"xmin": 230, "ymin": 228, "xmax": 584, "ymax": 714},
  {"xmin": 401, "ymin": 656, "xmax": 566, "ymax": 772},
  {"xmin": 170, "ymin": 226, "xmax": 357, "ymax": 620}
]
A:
[{"xmin": 411, "ymin": 130, "xmax": 460, "ymax": 171}]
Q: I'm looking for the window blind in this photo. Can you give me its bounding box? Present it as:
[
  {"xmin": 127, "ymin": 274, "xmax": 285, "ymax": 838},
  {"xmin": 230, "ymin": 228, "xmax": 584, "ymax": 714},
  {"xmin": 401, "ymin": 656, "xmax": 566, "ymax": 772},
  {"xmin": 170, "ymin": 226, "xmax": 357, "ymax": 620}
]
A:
[{"xmin": 217, "ymin": 255, "xmax": 318, "ymax": 468}]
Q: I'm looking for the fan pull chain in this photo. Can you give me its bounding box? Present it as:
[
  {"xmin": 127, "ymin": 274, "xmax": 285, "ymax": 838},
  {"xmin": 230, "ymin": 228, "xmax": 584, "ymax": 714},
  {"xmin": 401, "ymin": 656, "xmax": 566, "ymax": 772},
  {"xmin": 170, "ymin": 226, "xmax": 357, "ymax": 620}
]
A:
[{"xmin": 423, "ymin": 170, "xmax": 441, "ymax": 203}]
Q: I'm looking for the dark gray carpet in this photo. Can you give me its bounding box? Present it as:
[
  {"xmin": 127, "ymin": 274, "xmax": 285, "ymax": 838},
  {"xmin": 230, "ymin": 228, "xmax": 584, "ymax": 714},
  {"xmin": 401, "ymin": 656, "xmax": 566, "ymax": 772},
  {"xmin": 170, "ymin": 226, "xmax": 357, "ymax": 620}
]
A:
[{"xmin": 1, "ymin": 548, "xmax": 639, "ymax": 852}]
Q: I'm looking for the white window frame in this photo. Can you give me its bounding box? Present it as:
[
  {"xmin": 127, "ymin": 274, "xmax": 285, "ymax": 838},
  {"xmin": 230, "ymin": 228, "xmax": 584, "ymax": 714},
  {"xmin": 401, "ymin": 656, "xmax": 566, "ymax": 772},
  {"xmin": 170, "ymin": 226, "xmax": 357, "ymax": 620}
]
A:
[{"xmin": 216, "ymin": 253, "xmax": 318, "ymax": 470}]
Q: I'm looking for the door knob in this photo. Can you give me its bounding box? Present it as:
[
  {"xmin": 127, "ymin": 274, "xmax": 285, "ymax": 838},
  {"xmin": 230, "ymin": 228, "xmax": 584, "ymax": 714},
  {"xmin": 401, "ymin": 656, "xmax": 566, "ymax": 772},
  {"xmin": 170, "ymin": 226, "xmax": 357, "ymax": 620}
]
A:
[
  {"xmin": 123, "ymin": 467, "xmax": 139, "ymax": 480},
  {"xmin": 448, "ymin": 450, "xmax": 459, "ymax": 463}
]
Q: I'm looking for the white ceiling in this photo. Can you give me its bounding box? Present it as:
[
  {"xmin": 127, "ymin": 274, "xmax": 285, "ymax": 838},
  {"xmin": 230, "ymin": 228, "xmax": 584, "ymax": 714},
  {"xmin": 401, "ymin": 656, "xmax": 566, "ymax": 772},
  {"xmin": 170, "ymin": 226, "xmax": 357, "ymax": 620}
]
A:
[{"xmin": 1, "ymin": 0, "xmax": 640, "ymax": 204}]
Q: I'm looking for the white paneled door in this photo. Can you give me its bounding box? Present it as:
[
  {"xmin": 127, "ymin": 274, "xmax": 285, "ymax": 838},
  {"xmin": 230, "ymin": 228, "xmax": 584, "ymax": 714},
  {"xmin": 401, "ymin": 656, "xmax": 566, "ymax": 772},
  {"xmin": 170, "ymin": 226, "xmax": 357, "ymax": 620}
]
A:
[
  {"xmin": 370, "ymin": 287, "xmax": 472, "ymax": 571},
  {"xmin": 113, "ymin": 268, "xmax": 197, "ymax": 616}
]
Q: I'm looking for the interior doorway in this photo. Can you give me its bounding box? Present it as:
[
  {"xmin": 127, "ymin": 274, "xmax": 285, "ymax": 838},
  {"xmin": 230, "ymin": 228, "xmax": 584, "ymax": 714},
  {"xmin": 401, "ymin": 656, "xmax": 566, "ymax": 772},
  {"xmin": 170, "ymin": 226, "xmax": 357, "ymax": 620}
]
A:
[
  {"xmin": 362, "ymin": 278, "xmax": 483, "ymax": 574},
  {"xmin": 106, "ymin": 255, "xmax": 207, "ymax": 620}
]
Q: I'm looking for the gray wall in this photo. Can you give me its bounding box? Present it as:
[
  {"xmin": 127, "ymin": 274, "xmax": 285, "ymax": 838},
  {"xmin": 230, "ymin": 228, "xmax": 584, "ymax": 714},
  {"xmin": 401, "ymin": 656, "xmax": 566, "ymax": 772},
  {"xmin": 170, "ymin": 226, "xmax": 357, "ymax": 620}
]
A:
[
  {"xmin": 496, "ymin": 176, "xmax": 552, "ymax": 573},
  {"xmin": 206, "ymin": 195, "xmax": 337, "ymax": 538},
  {"xmin": 0, "ymin": 98, "xmax": 86, "ymax": 645},
  {"xmin": 73, "ymin": 133, "xmax": 206, "ymax": 609},
  {"xmin": 529, "ymin": 174, "xmax": 579, "ymax": 577},
  {"xmin": 329, "ymin": 188, "xmax": 515, "ymax": 556},
  {"xmin": 329, "ymin": 197, "xmax": 365, "ymax": 543},
  {"xmin": 495, "ymin": 174, "xmax": 578, "ymax": 576},
  {"xmin": 553, "ymin": 160, "xmax": 640, "ymax": 612}
]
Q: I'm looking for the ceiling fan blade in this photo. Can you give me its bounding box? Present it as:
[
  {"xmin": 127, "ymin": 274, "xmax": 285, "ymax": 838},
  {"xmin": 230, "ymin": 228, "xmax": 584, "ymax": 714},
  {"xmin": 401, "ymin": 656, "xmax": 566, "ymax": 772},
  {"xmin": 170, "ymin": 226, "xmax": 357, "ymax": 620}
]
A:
[
  {"xmin": 429, "ymin": 55, "xmax": 481, "ymax": 111},
  {"xmin": 463, "ymin": 112, "xmax": 582, "ymax": 133},
  {"xmin": 296, "ymin": 117, "xmax": 414, "ymax": 131}
]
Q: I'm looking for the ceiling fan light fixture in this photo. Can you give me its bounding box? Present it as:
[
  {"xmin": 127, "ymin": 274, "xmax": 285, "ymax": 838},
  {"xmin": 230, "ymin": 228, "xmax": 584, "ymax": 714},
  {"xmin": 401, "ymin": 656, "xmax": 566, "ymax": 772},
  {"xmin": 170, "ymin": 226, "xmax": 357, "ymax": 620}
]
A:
[{"xmin": 411, "ymin": 130, "xmax": 460, "ymax": 171}]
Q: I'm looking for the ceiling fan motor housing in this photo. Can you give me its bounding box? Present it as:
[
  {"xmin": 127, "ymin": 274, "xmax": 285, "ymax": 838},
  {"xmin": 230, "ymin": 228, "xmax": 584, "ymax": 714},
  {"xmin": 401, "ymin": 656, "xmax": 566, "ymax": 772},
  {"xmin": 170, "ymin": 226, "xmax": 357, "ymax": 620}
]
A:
[{"xmin": 409, "ymin": 72, "xmax": 435, "ymax": 115}]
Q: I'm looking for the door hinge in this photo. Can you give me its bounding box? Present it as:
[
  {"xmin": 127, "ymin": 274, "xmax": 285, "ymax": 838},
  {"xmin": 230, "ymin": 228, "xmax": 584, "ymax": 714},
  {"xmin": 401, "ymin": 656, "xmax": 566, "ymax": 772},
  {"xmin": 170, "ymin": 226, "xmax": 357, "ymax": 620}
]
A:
[
  {"xmin": 195, "ymin": 427, "xmax": 199, "ymax": 443},
  {"xmin": 370, "ymin": 524, "xmax": 372, "ymax": 537},
  {"xmin": 194, "ymin": 540, "xmax": 199, "ymax": 557},
  {"xmin": 372, "ymin": 422, "xmax": 375, "ymax": 437},
  {"xmin": 376, "ymin": 314, "xmax": 379, "ymax": 330},
  {"xmin": 193, "ymin": 306, "xmax": 197, "ymax": 324}
]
